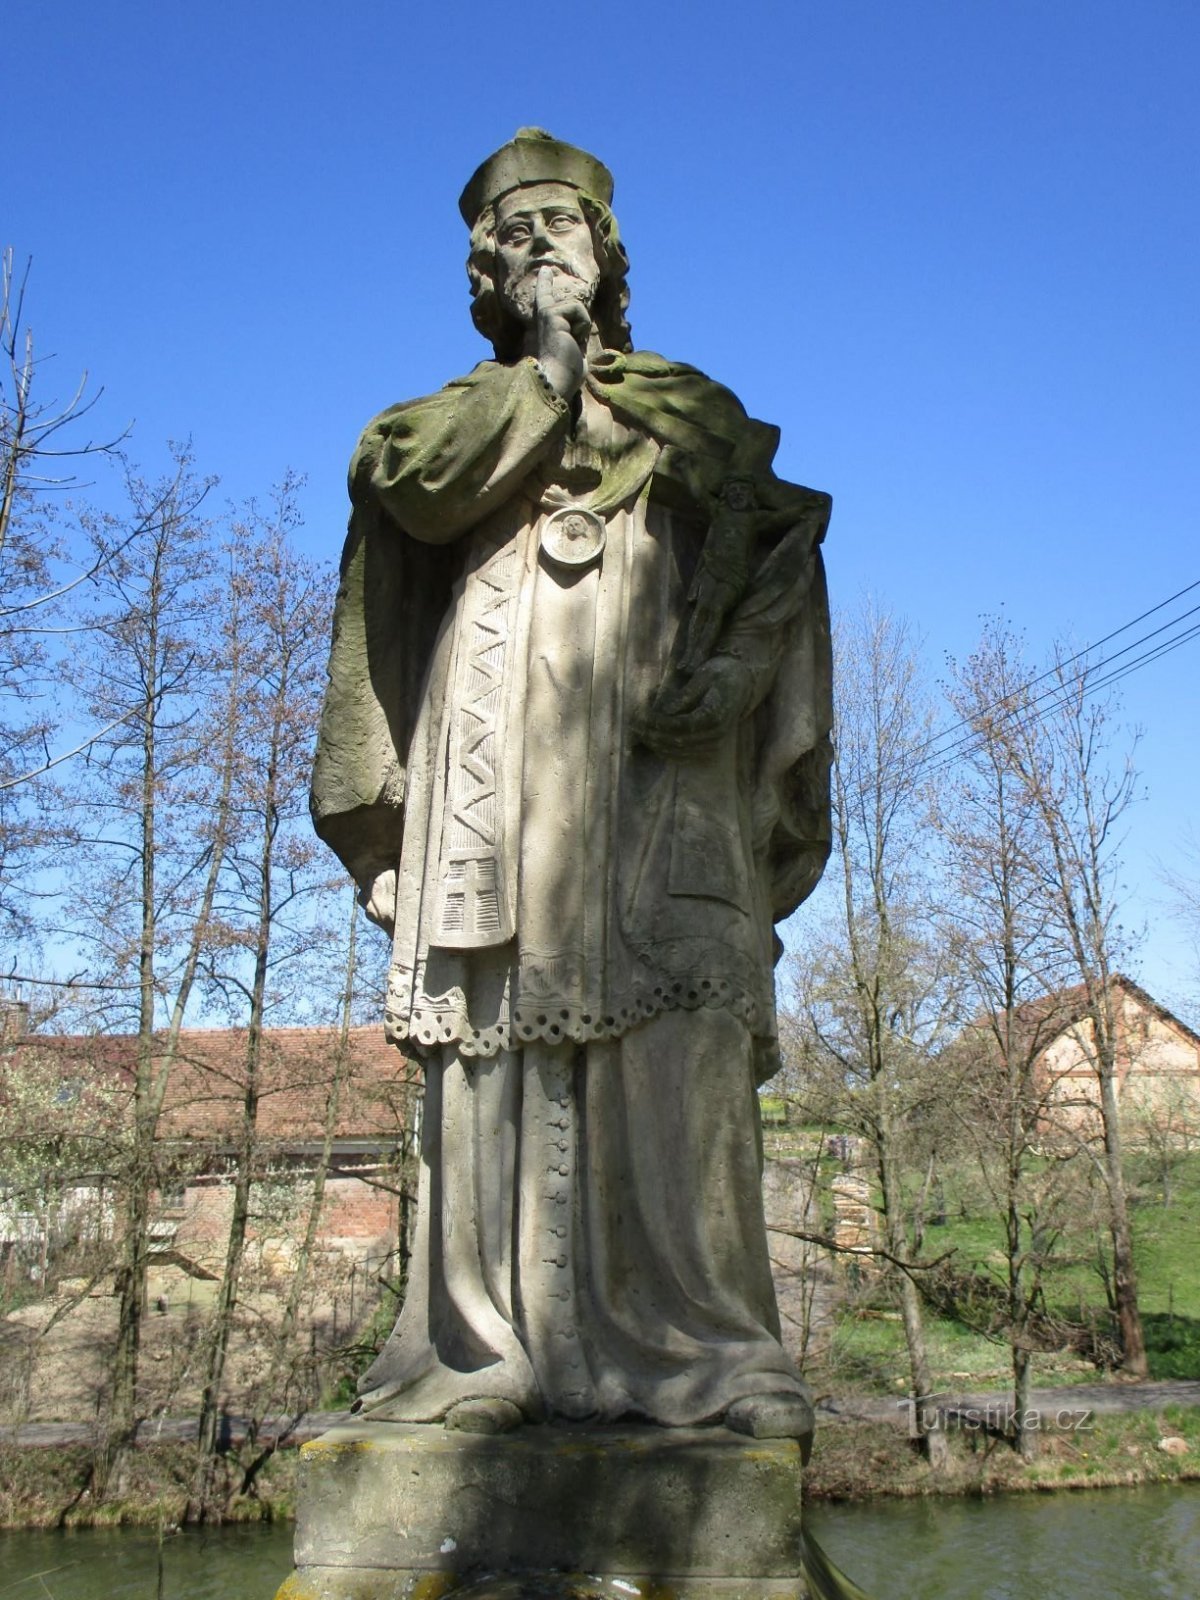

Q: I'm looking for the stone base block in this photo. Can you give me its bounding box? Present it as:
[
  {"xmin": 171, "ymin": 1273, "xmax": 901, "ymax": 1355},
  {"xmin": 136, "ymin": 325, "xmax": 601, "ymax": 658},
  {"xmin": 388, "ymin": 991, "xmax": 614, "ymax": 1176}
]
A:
[{"xmin": 278, "ymin": 1419, "xmax": 805, "ymax": 1599}]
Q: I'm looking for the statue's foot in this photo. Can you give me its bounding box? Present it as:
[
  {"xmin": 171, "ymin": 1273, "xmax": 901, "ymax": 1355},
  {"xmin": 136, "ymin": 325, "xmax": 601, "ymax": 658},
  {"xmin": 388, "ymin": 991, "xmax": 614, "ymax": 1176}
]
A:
[
  {"xmin": 443, "ymin": 1396, "xmax": 525, "ymax": 1434},
  {"xmin": 725, "ymin": 1391, "xmax": 815, "ymax": 1461},
  {"xmin": 350, "ymin": 1381, "xmax": 404, "ymax": 1417}
]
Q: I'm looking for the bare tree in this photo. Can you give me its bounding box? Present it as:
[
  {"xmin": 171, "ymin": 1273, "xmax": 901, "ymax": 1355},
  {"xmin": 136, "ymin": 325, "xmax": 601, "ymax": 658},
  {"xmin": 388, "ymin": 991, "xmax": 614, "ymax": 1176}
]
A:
[
  {"xmin": 229, "ymin": 890, "xmax": 386, "ymax": 1502},
  {"xmin": 0, "ymin": 250, "xmax": 126, "ymax": 945},
  {"xmin": 1015, "ymin": 646, "xmax": 1146, "ymax": 1376},
  {"xmin": 945, "ymin": 620, "xmax": 1147, "ymax": 1378},
  {"xmin": 939, "ymin": 622, "xmax": 1091, "ymax": 1454},
  {"xmin": 62, "ymin": 449, "xmax": 234, "ymax": 1487},
  {"xmin": 0, "ymin": 249, "xmax": 125, "ymax": 557},
  {"xmin": 787, "ymin": 601, "xmax": 962, "ymax": 1467},
  {"xmin": 185, "ymin": 481, "xmax": 335, "ymax": 1516}
]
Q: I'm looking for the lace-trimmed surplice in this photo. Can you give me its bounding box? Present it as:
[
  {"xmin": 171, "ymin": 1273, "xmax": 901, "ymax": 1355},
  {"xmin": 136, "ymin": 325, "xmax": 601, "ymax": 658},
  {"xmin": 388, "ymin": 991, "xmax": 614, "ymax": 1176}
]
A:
[{"xmin": 384, "ymin": 386, "xmax": 777, "ymax": 1062}]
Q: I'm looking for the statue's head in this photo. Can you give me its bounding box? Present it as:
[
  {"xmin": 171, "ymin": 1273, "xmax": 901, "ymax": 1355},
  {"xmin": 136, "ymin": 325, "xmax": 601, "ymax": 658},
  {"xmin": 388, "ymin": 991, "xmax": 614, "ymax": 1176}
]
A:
[{"xmin": 460, "ymin": 129, "xmax": 633, "ymax": 361}]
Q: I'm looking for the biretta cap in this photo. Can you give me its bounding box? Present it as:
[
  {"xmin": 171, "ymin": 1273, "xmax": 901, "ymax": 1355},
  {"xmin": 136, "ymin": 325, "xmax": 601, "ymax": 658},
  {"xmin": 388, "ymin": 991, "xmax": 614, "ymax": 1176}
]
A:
[{"xmin": 459, "ymin": 128, "xmax": 614, "ymax": 225}]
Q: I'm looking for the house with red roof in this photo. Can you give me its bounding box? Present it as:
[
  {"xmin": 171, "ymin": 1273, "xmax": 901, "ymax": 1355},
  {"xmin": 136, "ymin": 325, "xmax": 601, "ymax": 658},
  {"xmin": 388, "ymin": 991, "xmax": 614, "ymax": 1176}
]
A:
[
  {"xmin": 950, "ymin": 975, "xmax": 1200, "ymax": 1144},
  {"xmin": 1034, "ymin": 975, "xmax": 1200, "ymax": 1140},
  {"xmin": 1, "ymin": 1007, "xmax": 420, "ymax": 1288}
]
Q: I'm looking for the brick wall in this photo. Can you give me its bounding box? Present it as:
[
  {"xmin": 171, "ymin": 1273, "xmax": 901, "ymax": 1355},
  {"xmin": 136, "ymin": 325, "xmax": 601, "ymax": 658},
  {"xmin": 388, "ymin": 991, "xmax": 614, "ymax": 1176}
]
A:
[{"xmin": 163, "ymin": 1171, "xmax": 399, "ymax": 1280}]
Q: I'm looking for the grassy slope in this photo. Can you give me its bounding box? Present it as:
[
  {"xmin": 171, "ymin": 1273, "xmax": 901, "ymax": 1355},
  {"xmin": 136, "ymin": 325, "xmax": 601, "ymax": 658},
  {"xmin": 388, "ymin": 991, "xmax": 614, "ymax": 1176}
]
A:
[
  {"xmin": 814, "ymin": 1152, "xmax": 1200, "ymax": 1392},
  {"xmin": 806, "ymin": 1404, "xmax": 1200, "ymax": 1503}
]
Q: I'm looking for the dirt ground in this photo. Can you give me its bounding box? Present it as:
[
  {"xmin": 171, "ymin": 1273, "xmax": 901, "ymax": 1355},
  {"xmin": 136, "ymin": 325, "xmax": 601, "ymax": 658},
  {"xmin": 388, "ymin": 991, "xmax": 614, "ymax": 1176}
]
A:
[{"xmin": 0, "ymin": 1263, "xmax": 355, "ymax": 1426}]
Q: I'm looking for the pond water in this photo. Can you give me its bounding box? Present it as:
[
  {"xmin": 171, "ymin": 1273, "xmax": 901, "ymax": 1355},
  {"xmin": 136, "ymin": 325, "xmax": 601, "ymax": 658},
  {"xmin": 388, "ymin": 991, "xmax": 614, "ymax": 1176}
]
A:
[
  {"xmin": 812, "ymin": 1484, "xmax": 1200, "ymax": 1599},
  {"xmin": 0, "ymin": 1524, "xmax": 294, "ymax": 1599},
  {"xmin": 1, "ymin": 1485, "xmax": 1197, "ymax": 1599}
]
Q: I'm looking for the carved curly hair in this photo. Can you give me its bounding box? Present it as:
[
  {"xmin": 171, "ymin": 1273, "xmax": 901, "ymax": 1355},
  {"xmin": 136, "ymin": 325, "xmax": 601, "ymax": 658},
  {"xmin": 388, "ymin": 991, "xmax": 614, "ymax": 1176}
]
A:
[{"xmin": 466, "ymin": 192, "xmax": 633, "ymax": 362}]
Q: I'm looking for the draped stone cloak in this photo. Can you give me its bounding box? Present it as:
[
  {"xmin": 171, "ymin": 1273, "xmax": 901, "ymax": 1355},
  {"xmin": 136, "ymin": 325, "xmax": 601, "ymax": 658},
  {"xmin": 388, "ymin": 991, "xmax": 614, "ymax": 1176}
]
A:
[{"xmin": 310, "ymin": 349, "xmax": 832, "ymax": 1086}]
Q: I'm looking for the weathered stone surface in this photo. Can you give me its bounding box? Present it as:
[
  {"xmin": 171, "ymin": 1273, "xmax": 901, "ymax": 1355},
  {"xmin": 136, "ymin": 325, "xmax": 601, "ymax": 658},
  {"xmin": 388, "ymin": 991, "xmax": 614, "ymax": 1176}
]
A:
[
  {"xmin": 294, "ymin": 126, "xmax": 833, "ymax": 1599},
  {"xmin": 281, "ymin": 1574, "xmax": 802, "ymax": 1600},
  {"xmin": 308, "ymin": 128, "xmax": 832, "ymax": 1438},
  {"xmin": 284, "ymin": 1420, "xmax": 804, "ymax": 1596}
]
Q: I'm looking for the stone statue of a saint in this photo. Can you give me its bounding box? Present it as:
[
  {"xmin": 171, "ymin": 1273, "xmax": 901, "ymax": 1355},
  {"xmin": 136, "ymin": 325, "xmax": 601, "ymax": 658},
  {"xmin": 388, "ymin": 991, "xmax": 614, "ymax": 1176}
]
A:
[{"xmin": 311, "ymin": 129, "xmax": 832, "ymax": 1444}]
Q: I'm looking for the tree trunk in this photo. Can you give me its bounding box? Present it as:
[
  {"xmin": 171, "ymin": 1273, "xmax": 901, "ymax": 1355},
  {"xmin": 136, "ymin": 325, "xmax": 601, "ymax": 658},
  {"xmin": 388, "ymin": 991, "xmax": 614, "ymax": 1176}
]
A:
[
  {"xmin": 85, "ymin": 464, "xmax": 228, "ymax": 1499},
  {"xmin": 235, "ymin": 895, "xmax": 361, "ymax": 1499},
  {"xmin": 188, "ymin": 863, "xmax": 270, "ymax": 1517},
  {"xmin": 100, "ymin": 548, "xmax": 164, "ymax": 1494},
  {"xmin": 1012, "ymin": 1345, "xmax": 1036, "ymax": 1460},
  {"xmin": 877, "ymin": 1126, "xmax": 948, "ymax": 1469},
  {"xmin": 103, "ymin": 1162, "xmax": 150, "ymax": 1490},
  {"xmin": 189, "ymin": 560, "xmax": 297, "ymax": 1517},
  {"xmin": 189, "ymin": 1132, "xmax": 255, "ymax": 1518},
  {"xmin": 897, "ymin": 1268, "xmax": 948, "ymax": 1467},
  {"xmin": 1098, "ymin": 1067, "xmax": 1147, "ymax": 1377}
]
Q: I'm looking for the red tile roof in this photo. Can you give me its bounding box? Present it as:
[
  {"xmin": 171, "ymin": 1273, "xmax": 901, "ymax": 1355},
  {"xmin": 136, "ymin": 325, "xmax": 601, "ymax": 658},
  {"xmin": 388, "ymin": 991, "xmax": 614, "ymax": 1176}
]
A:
[
  {"xmin": 950, "ymin": 974, "xmax": 1200, "ymax": 1077},
  {"xmin": 5, "ymin": 1025, "xmax": 419, "ymax": 1146}
]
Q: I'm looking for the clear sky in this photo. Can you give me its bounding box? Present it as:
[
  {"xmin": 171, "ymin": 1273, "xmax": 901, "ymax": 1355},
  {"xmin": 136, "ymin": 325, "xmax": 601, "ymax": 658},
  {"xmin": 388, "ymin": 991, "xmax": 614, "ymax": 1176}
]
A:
[{"xmin": 9, "ymin": 0, "xmax": 1200, "ymax": 1010}]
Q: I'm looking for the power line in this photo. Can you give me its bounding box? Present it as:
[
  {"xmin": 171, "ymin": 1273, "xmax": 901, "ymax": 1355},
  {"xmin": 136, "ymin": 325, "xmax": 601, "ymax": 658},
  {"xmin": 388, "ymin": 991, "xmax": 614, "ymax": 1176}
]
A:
[
  {"xmin": 914, "ymin": 575, "xmax": 1200, "ymax": 767},
  {"xmin": 1085, "ymin": 618, "xmax": 1200, "ymax": 699},
  {"xmin": 920, "ymin": 604, "xmax": 1200, "ymax": 782},
  {"xmin": 920, "ymin": 596, "xmax": 1200, "ymax": 779}
]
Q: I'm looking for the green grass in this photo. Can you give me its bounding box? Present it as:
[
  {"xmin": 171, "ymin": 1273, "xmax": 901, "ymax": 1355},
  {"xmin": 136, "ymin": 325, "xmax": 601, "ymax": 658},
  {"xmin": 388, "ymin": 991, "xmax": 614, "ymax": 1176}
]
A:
[
  {"xmin": 1128, "ymin": 1150, "xmax": 1200, "ymax": 1315},
  {"xmin": 816, "ymin": 1152, "xmax": 1200, "ymax": 1392},
  {"xmin": 939, "ymin": 1152, "xmax": 1200, "ymax": 1315},
  {"xmin": 822, "ymin": 1305, "xmax": 1089, "ymax": 1395},
  {"xmin": 1142, "ymin": 1313, "xmax": 1200, "ymax": 1380}
]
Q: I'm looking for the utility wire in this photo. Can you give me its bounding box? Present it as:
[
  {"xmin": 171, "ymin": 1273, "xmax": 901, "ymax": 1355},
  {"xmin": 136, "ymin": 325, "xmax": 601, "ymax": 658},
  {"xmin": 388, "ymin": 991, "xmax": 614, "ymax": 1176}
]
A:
[
  {"xmin": 921, "ymin": 604, "xmax": 1200, "ymax": 782},
  {"xmin": 1083, "ymin": 618, "xmax": 1200, "ymax": 700},
  {"xmin": 920, "ymin": 596, "xmax": 1200, "ymax": 779},
  {"xmin": 914, "ymin": 575, "xmax": 1200, "ymax": 766}
]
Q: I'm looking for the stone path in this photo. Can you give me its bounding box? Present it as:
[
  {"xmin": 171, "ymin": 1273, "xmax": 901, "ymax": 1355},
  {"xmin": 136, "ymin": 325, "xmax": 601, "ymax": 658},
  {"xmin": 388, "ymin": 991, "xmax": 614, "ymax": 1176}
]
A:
[
  {"xmin": 0, "ymin": 1412, "xmax": 331, "ymax": 1448},
  {"xmin": 4, "ymin": 1381, "xmax": 1198, "ymax": 1448},
  {"xmin": 815, "ymin": 1378, "xmax": 1200, "ymax": 1425}
]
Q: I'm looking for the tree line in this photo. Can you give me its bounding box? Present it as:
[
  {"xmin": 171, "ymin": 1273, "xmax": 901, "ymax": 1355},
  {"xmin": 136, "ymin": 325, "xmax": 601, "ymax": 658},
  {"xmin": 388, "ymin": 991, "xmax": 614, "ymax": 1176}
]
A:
[
  {"xmin": 0, "ymin": 254, "xmax": 412, "ymax": 1516},
  {"xmin": 2, "ymin": 252, "xmax": 1194, "ymax": 1503},
  {"xmin": 779, "ymin": 595, "xmax": 1199, "ymax": 1465}
]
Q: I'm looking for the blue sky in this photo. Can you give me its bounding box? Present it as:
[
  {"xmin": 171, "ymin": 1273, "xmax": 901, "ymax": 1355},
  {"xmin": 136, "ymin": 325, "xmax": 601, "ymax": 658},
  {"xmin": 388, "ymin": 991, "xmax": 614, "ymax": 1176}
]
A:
[{"xmin": 9, "ymin": 0, "xmax": 1200, "ymax": 1009}]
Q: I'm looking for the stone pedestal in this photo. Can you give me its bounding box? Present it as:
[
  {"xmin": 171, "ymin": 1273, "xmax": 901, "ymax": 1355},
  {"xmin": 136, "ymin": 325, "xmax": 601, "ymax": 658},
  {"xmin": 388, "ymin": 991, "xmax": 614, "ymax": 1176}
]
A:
[{"xmin": 277, "ymin": 1420, "xmax": 805, "ymax": 1599}]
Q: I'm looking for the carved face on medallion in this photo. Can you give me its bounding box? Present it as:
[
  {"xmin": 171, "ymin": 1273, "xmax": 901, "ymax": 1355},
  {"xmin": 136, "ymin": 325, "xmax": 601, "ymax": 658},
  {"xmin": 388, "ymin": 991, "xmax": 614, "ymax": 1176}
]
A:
[{"xmin": 493, "ymin": 182, "xmax": 600, "ymax": 326}]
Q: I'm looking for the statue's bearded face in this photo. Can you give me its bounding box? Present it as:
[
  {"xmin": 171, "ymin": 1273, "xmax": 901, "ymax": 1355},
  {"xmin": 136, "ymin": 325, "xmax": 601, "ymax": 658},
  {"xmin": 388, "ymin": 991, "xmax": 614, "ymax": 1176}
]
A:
[{"xmin": 493, "ymin": 182, "xmax": 600, "ymax": 325}]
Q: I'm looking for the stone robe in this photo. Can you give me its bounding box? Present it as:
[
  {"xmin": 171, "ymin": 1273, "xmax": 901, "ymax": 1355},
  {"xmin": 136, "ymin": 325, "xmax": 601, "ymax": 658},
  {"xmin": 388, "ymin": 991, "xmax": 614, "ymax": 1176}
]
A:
[{"xmin": 311, "ymin": 349, "xmax": 832, "ymax": 1424}]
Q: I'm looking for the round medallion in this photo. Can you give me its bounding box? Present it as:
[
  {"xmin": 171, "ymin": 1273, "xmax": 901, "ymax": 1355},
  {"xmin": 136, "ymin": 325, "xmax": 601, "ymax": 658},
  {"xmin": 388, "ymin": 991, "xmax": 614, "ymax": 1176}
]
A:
[{"xmin": 539, "ymin": 505, "xmax": 606, "ymax": 569}]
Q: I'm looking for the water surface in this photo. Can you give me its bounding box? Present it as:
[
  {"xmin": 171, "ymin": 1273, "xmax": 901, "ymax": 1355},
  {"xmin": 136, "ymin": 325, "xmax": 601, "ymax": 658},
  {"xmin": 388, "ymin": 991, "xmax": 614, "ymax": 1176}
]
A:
[
  {"xmin": 2, "ymin": 1486, "xmax": 1198, "ymax": 1599},
  {"xmin": 0, "ymin": 1525, "xmax": 294, "ymax": 1599},
  {"xmin": 812, "ymin": 1483, "xmax": 1200, "ymax": 1599}
]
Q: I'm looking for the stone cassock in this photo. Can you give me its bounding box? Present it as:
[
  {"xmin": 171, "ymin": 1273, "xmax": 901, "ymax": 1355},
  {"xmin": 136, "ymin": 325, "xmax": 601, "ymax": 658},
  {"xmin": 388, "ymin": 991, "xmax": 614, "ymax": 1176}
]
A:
[{"xmin": 311, "ymin": 130, "xmax": 833, "ymax": 1442}]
